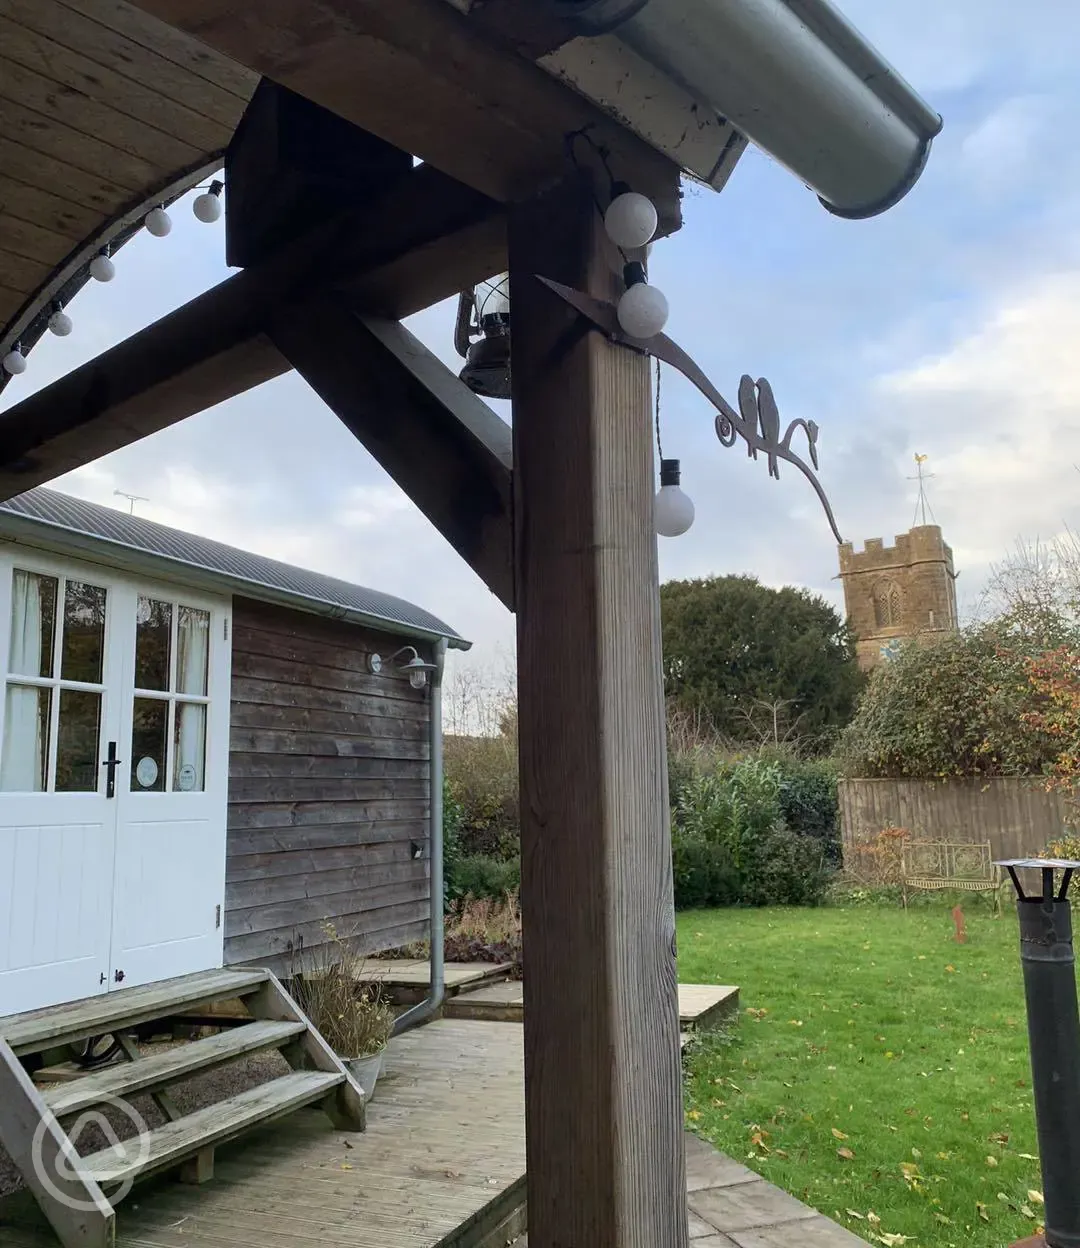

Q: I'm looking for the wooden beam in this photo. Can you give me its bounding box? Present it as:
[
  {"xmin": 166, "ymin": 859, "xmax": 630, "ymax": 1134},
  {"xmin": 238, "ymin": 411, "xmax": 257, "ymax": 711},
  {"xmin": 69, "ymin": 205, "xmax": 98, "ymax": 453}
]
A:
[
  {"xmin": 0, "ymin": 164, "xmax": 505, "ymax": 501},
  {"xmin": 510, "ymin": 174, "xmax": 688, "ymax": 1247},
  {"xmin": 270, "ymin": 296, "xmax": 514, "ymax": 609},
  {"xmin": 125, "ymin": 0, "xmax": 683, "ymax": 232}
]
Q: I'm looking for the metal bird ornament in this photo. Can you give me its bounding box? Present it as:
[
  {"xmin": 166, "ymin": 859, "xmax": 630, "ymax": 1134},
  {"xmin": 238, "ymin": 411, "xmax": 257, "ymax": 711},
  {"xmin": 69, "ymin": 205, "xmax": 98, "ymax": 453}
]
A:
[{"xmin": 536, "ymin": 275, "xmax": 843, "ymax": 544}]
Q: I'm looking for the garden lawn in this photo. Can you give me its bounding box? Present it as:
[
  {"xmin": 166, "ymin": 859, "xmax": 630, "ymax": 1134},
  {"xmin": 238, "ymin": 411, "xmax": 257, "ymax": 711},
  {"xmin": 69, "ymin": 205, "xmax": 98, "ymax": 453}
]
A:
[{"xmin": 679, "ymin": 905, "xmax": 1046, "ymax": 1248}]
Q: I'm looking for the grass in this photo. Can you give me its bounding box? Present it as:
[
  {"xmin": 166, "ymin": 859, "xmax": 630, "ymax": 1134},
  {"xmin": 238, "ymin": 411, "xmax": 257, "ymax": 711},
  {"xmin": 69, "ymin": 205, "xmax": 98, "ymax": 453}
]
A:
[{"xmin": 678, "ymin": 904, "xmax": 1047, "ymax": 1248}]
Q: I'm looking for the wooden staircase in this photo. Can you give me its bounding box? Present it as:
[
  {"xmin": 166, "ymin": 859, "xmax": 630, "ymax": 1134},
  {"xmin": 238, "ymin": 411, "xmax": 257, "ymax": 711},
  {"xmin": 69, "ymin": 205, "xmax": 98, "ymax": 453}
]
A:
[{"xmin": 0, "ymin": 968, "xmax": 366, "ymax": 1248}]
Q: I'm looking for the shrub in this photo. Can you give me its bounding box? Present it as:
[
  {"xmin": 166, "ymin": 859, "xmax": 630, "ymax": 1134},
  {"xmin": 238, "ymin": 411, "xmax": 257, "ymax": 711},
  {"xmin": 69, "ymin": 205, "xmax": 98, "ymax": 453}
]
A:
[
  {"xmin": 838, "ymin": 623, "xmax": 1056, "ymax": 779},
  {"xmin": 444, "ymin": 731, "xmax": 519, "ymax": 860},
  {"xmin": 451, "ymin": 853, "xmax": 521, "ymax": 903},
  {"xmin": 444, "ymin": 892, "xmax": 522, "ymax": 978},
  {"xmin": 670, "ymin": 756, "xmax": 832, "ymax": 908},
  {"xmin": 775, "ymin": 757, "xmax": 841, "ymax": 864}
]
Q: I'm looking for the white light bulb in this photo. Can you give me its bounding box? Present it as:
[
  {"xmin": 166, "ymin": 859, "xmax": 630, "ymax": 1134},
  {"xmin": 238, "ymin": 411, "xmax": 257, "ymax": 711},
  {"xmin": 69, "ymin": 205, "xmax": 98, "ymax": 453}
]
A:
[
  {"xmin": 145, "ymin": 206, "xmax": 172, "ymax": 237},
  {"xmin": 48, "ymin": 309, "xmax": 73, "ymax": 337},
  {"xmin": 655, "ymin": 484, "xmax": 695, "ymax": 537},
  {"xmin": 618, "ymin": 281, "xmax": 669, "ymax": 340},
  {"xmin": 2, "ymin": 347, "xmax": 27, "ymax": 376},
  {"xmin": 89, "ymin": 253, "xmax": 115, "ymax": 282},
  {"xmin": 605, "ymin": 190, "xmax": 658, "ymax": 251},
  {"xmin": 655, "ymin": 459, "xmax": 694, "ymax": 537},
  {"xmin": 193, "ymin": 189, "xmax": 223, "ymax": 224}
]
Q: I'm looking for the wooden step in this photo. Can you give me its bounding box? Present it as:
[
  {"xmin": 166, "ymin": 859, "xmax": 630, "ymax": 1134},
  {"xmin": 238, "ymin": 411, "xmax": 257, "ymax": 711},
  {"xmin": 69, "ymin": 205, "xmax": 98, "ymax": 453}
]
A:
[
  {"xmin": 79, "ymin": 1070, "xmax": 343, "ymax": 1192},
  {"xmin": 0, "ymin": 969, "xmax": 270, "ymax": 1057},
  {"xmin": 43, "ymin": 1020, "xmax": 306, "ymax": 1118}
]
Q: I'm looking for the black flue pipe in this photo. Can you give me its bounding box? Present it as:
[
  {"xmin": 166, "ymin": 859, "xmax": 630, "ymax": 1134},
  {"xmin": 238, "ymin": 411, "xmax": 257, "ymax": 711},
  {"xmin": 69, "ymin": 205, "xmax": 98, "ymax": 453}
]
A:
[{"xmin": 1002, "ymin": 859, "xmax": 1080, "ymax": 1248}]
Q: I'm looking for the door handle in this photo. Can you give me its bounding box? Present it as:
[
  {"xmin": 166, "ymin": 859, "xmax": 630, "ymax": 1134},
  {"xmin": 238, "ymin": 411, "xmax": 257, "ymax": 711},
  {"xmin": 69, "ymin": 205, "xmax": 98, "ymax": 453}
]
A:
[{"xmin": 102, "ymin": 741, "xmax": 121, "ymax": 799}]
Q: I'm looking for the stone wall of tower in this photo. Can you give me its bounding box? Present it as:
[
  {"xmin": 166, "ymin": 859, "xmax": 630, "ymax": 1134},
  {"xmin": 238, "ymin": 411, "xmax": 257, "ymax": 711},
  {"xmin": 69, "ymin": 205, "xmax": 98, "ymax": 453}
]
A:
[{"xmin": 837, "ymin": 525, "xmax": 958, "ymax": 671}]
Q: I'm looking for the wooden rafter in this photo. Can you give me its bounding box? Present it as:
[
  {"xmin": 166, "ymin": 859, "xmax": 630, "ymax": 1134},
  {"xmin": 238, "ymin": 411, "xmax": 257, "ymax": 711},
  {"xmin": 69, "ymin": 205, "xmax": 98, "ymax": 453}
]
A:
[
  {"xmin": 270, "ymin": 298, "xmax": 514, "ymax": 608},
  {"xmin": 125, "ymin": 0, "xmax": 683, "ymax": 232},
  {"xmin": 0, "ymin": 165, "xmax": 506, "ymax": 501}
]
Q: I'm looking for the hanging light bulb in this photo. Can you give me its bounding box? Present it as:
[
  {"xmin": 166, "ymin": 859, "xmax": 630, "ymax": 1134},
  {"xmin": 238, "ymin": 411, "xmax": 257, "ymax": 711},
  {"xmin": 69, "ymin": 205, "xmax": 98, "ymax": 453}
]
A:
[
  {"xmin": 604, "ymin": 184, "xmax": 658, "ymax": 251},
  {"xmin": 2, "ymin": 345, "xmax": 27, "ymax": 376},
  {"xmin": 617, "ymin": 262, "xmax": 669, "ymax": 339},
  {"xmin": 48, "ymin": 305, "xmax": 73, "ymax": 337},
  {"xmin": 655, "ymin": 458, "xmax": 695, "ymax": 537},
  {"xmin": 145, "ymin": 206, "xmax": 172, "ymax": 237},
  {"xmin": 89, "ymin": 250, "xmax": 115, "ymax": 282},
  {"xmin": 193, "ymin": 179, "xmax": 224, "ymax": 224}
]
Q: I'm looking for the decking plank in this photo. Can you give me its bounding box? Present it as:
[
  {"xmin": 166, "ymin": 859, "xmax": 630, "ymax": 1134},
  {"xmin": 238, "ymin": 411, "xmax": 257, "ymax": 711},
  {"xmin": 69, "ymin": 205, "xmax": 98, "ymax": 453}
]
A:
[
  {"xmin": 0, "ymin": 969, "xmax": 269, "ymax": 1055},
  {"xmin": 43, "ymin": 1021, "xmax": 306, "ymax": 1116}
]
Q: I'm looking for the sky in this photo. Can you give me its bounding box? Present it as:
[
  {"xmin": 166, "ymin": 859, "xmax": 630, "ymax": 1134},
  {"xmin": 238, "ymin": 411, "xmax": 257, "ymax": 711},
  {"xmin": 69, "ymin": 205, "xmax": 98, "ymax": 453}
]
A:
[{"xmin": 3, "ymin": 0, "xmax": 1080, "ymax": 687}]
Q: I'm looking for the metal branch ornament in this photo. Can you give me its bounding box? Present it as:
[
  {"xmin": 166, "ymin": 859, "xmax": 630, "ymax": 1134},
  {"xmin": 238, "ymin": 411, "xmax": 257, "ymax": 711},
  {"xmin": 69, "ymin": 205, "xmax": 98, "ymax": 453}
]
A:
[{"xmin": 536, "ymin": 275, "xmax": 844, "ymax": 544}]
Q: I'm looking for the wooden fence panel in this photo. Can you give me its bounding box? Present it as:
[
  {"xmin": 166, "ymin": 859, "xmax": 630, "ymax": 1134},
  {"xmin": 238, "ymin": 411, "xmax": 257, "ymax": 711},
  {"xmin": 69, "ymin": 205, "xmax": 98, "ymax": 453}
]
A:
[{"xmin": 838, "ymin": 777, "xmax": 1071, "ymax": 865}]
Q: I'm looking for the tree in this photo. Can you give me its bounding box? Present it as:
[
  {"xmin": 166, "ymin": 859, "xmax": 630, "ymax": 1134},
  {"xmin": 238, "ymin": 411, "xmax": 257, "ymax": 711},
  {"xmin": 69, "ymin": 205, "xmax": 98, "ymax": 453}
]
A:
[
  {"xmin": 837, "ymin": 622, "xmax": 1057, "ymax": 779},
  {"xmin": 660, "ymin": 575, "xmax": 862, "ymax": 747}
]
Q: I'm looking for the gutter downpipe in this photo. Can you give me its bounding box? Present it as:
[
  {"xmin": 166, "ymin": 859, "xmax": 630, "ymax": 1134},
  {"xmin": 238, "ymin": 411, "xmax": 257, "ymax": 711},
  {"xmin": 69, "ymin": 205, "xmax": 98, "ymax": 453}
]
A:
[{"xmin": 392, "ymin": 636, "xmax": 447, "ymax": 1035}]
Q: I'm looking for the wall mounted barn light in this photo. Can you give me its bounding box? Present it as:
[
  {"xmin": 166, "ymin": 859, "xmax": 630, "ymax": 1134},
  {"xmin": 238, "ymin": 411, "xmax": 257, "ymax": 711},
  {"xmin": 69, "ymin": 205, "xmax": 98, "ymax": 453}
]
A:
[
  {"xmin": 367, "ymin": 646, "xmax": 439, "ymax": 689},
  {"xmin": 551, "ymin": 0, "xmax": 942, "ymax": 218},
  {"xmin": 455, "ymin": 273, "xmax": 512, "ymax": 399}
]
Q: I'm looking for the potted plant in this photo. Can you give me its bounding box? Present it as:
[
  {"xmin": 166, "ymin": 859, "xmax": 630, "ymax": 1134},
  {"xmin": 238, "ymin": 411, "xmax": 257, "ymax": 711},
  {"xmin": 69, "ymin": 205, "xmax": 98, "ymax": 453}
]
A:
[{"xmin": 293, "ymin": 926, "xmax": 395, "ymax": 1101}]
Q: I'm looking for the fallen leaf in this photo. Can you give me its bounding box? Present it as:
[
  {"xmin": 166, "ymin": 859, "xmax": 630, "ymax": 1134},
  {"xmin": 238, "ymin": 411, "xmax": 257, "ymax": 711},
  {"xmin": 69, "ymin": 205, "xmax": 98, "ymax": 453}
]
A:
[
  {"xmin": 900, "ymin": 1162, "xmax": 920, "ymax": 1180},
  {"xmin": 774, "ymin": 1148, "xmax": 789, "ymax": 1158},
  {"xmin": 832, "ymin": 1128, "xmax": 849, "ymax": 1140},
  {"xmin": 1018, "ymin": 1153, "xmax": 1039, "ymax": 1161},
  {"xmin": 1021, "ymin": 1205, "xmax": 1036, "ymax": 1219},
  {"xmin": 340, "ymin": 1164, "xmax": 353, "ymax": 1171},
  {"xmin": 846, "ymin": 1210, "xmax": 866, "ymax": 1220},
  {"xmin": 976, "ymin": 1203, "xmax": 990, "ymax": 1222},
  {"xmin": 687, "ymin": 1110, "xmax": 702, "ymax": 1122},
  {"xmin": 1028, "ymin": 1190, "xmax": 1045, "ymax": 1204},
  {"xmin": 837, "ymin": 1147, "xmax": 856, "ymax": 1161},
  {"xmin": 945, "ymin": 964, "xmax": 956, "ymax": 973},
  {"xmin": 867, "ymin": 1211, "xmax": 882, "ymax": 1226},
  {"xmin": 989, "ymin": 1132, "xmax": 1009, "ymax": 1145},
  {"xmin": 877, "ymin": 1233, "xmax": 912, "ymax": 1246},
  {"xmin": 934, "ymin": 1213, "xmax": 952, "ymax": 1225},
  {"xmin": 911, "ymin": 1148, "xmax": 922, "ymax": 1160},
  {"xmin": 986, "ymin": 1156, "xmax": 999, "ymax": 1168}
]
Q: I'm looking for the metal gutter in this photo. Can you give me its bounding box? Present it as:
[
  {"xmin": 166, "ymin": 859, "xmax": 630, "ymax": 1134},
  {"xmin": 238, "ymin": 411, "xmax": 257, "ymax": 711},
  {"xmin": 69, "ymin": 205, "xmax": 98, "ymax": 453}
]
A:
[{"xmin": 392, "ymin": 637, "xmax": 447, "ymax": 1035}]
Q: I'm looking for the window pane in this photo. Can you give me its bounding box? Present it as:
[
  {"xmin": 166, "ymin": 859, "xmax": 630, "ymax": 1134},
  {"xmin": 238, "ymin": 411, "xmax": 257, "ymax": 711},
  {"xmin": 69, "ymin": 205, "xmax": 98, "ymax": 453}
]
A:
[
  {"xmin": 176, "ymin": 607, "xmax": 210, "ymax": 696},
  {"xmin": 0, "ymin": 684, "xmax": 50, "ymax": 791},
  {"xmin": 60, "ymin": 581, "xmax": 107, "ymax": 684},
  {"xmin": 131, "ymin": 698, "xmax": 167, "ymax": 792},
  {"xmin": 8, "ymin": 570, "xmax": 57, "ymax": 678},
  {"xmin": 173, "ymin": 702, "xmax": 206, "ymax": 792},
  {"xmin": 55, "ymin": 690, "xmax": 102, "ymax": 792},
  {"xmin": 135, "ymin": 598, "xmax": 172, "ymax": 691}
]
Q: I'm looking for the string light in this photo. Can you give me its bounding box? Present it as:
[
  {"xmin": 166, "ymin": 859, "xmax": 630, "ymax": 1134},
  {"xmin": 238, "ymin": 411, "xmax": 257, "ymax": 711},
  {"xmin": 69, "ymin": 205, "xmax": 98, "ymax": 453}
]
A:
[
  {"xmin": 605, "ymin": 184, "xmax": 658, "ymax": 251},
  {"xmin": 618, "ymin": 261, "xmax": 669, "ymax": 339},
  {"xmin": 193, "ymin": 179, "xmax": 224, "ymax": 224},
  {"xmin": 145, "ymin": 206, "xmax": 172, "ymax": 237},
  {"xmin": 89, "ymin": 250, "xmax": 115, "ymax": 282},
  {"xmin": 48, "ymin": 305, "xmax": 73, "ymax": 337},
  {"xmin": 653, "ymin": 363, "xmax": 694, "ymax": 537},
  {"xmin": 2, "ymin": 344, "xmax": 26, "ymax": 376}
]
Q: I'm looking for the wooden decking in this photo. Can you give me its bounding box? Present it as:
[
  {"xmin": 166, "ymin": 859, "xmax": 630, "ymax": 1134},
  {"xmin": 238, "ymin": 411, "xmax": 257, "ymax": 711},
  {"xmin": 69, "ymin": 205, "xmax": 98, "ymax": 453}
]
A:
[
  {"xmin": 445, "ymin": 980, "xmax": 739, "ymax": 1030},
  {"xmin": 0, "ymin": 1019, "xmax": 527, "ymax": 1248},
  {"xmin": 2, "ymin": 1015, "xmax": 868, "ymax": 1248}
]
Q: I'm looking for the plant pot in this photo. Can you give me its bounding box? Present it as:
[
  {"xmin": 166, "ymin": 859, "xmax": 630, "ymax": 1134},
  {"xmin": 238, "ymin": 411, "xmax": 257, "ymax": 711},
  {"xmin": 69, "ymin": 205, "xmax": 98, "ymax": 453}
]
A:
[{"xmin": 345, "ymin": 1049, "xmax": 385, "ymax": 1101}]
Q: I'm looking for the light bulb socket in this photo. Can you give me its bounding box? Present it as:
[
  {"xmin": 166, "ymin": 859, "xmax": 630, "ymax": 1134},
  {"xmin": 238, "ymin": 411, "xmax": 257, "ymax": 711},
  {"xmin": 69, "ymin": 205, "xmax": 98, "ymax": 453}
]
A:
[
  {"xmin": 623, "ymin": 260, "xmax": 648, "ymax": 289},
  {"xmin": 208, "ymin": 179, "xmax": 224, "ymax": 197},
  {"xmin": 609, "ymin": 179, "xmax": 632, "ymax": 201},
  {"xmin": 659, "ymin": 458, "xmax": 682, "ymax": 488}
]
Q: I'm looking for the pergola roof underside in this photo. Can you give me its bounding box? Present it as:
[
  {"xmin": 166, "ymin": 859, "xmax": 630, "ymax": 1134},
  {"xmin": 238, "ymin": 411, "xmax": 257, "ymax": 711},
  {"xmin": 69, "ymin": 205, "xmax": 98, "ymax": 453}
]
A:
[{"xmin": 0, "ymin": 0, "xmax": 256, "ymax": 349}]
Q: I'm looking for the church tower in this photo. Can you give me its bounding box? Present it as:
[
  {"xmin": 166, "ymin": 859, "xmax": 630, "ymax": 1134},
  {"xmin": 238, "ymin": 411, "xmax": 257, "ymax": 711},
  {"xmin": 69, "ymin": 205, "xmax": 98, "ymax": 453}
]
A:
[{"xmin": 838, "ymin": 526, "xmax": 958, "ymax": 670}]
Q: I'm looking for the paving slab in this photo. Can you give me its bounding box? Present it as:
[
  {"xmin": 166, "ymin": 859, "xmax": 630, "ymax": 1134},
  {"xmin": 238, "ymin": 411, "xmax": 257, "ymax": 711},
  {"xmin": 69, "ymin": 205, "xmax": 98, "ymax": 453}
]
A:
[
  {"xmin": 730, "ymin": 1215, "xmax": 875, "ymax": 1247},
  {"xmin": 690, "ymin": 1180, "xmax": 820, "ymax": 1233}
]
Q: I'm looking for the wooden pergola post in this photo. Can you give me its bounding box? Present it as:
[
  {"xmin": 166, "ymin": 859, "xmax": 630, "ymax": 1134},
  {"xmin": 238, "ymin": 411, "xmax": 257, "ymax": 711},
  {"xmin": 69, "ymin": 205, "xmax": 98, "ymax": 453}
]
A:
[{"xmin": 510, "ymin": 175, "xmax": 688, "ymax": 1247}]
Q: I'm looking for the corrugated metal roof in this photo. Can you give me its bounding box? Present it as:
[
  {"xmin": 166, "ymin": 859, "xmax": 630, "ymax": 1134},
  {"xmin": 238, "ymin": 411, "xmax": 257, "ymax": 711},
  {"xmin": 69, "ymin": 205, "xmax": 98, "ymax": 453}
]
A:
[{"xmin": 0, "ymin": 487, "xmax": 468, "ymax": 649}]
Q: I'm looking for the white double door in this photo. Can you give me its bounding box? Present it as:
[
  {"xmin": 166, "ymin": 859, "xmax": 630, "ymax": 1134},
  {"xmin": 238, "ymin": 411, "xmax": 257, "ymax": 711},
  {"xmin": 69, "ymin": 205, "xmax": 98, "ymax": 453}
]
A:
[{"xmin": 0, "ymin": 551, "xmax": 231, "ymax": 1017}]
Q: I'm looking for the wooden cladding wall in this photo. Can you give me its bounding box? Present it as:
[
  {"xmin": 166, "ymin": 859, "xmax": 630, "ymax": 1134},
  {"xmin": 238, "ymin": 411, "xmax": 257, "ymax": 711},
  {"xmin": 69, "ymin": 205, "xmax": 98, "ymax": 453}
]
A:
[
  {"xmin": 838, "ymin": 777, "xmax": 1071, "ymax": 864},
  {"xmin": 224, "ymin": 597, "xmax": 432, "ymax": 971}
]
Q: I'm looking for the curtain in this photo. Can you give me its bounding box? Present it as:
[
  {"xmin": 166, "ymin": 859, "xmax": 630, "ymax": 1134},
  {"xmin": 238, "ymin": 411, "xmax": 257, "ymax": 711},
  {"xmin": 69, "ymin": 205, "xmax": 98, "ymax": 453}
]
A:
[
  {"xmin": 175, "ymin": 608, "xmax": 209, "ymax": 791},
  {"xmin": 1, "ymin": 571, "xmax": 47, "ymax": 791}
]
